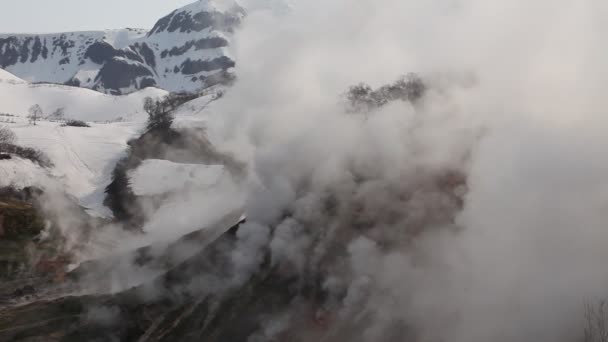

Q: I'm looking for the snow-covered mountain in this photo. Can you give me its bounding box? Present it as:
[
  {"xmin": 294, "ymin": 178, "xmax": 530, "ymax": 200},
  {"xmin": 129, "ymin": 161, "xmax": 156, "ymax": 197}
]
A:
[
  {"xmin": 0, "ymin": 67, "xmax": 229, "ymax": 219},
  {"xmin": 0, "ymin": 0, "xmax": 245, "ymax": 95}
]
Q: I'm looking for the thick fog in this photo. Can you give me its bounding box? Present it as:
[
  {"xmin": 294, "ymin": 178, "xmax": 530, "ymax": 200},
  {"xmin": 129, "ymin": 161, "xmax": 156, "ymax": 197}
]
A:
[
  {"xmin": 202, "ymin": 0, "xmax": 608, "ymax": 341},
  {"xmin": 35, "ymin": 0, "xmax": 608, "ymax": 341}
]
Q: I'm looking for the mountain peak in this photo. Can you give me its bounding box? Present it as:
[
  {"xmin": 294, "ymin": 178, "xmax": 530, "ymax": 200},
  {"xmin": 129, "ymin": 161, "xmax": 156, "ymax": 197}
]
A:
[{"xmin": 148, "ymin": 0, "xmax": 245, "ymax": 36}]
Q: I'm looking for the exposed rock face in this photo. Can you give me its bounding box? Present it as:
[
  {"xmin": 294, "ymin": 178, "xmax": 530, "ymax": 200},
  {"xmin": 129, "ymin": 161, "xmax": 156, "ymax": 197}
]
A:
[
  {"xmin": 0, "ymin": 186, "xmax": 113, "ymax": 308},
  {"xmin": 0, "ymin": 217, "xmax": 299, "ymax": 342},
  {"xmin": 0, "ymin": 188, "xmax": 66, "ymax": 306},
  {"xmin": 0, "ymin": 198, "xmax": 44, "ymax": 280},
  {"xmin": 0, "ymin": 1, "xmax": 244, "ymax": 95}
]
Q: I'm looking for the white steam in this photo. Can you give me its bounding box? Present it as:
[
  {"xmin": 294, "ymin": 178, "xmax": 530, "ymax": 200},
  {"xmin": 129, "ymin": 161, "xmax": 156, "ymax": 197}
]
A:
[
  {"xmin": 201, "ymin": 0, "xmax": 608, "ymax": 341},
  {"xmin": 28, "ymin": 0, "xmax": 608, "ymax": 340}
]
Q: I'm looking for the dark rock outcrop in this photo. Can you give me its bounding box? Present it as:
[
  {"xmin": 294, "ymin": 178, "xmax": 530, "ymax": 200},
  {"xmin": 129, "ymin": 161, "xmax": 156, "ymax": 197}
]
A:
[
  {"xmin": 148, "ymin": 3, "xmax": 244, "ymax": 35},
  {"xmin": 93, "ymin": 58, "xmax": 156, "ymax": 94}
]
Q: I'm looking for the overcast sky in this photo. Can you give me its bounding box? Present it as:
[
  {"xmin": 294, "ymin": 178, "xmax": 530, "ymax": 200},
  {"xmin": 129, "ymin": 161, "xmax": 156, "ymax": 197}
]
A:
[{"xmin": 0, "ymin": 0, "xmax": 198, "ymax": 33}]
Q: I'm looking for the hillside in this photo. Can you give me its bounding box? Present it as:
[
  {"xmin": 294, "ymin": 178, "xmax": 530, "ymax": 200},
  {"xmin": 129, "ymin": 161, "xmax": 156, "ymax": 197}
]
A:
[
  {"xmin": 0, "ymin": 68, "xmax": 166, "ymax": 217},
  {"xmin": 0, "ymin": 69, "xmax": 166, "ymax": 122},
  {"xmin": 0, "ymin": 66, "xmax": 232, "ymax": 223}
]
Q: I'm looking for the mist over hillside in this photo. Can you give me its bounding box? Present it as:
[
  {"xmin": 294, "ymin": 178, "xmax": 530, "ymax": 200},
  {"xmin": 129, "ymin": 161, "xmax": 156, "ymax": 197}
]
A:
[{"xmin": 0, "ymin": 1, "xmax": 606, "ymax": 341}]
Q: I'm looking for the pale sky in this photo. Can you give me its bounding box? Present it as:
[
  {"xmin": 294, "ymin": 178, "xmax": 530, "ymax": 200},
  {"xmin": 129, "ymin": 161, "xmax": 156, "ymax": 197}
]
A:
[{"xmin": 0, "ymin": 0, "xmax": 199, "ymax": 33}]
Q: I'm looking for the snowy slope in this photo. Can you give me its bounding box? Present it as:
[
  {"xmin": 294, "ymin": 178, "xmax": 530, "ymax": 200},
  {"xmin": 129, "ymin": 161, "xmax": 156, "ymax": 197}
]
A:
[
  {"xmin": 8, "ymin": 121, "xmax": 145, "ymax": 217},
  {"xmin": 0, "ymin": 68, "xmax": 24, "ymax": 83},
  {"xmin": 0, "ymin": 68, "xmax": 167, "ymax": 122},
  {"xmin": 0, "ymin": 65, "xmax": 246, "ymax": 289},
  {"xmin": 0, "ymin": 0, "xmax": 245, "ymax": 95},
  {"xmin": 0, "ymin": 68, "xmax": 237, "ymax": 220},
  {"xmin": 0, "ymin": 69, "xmax": 168, "ymax": 216}
]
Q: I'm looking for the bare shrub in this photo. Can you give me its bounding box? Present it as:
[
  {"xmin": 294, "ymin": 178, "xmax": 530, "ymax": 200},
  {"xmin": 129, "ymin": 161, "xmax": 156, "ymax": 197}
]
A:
[
  {"xmin": 0, "ymin": 143, "xmax": 52, "ymax": 167},
  {"xmin": 345, "ymin": 73, "xmax": 426, "ymax": 112},
  {"xmin": 48, "ymin": 107, "xmax": 65, "ymax": 122},
  {"xmin": 143, "ymin": 92, "xmax": 200, "ymax": 131},
  {"xmin": 143, "ymin": 97, "xmax": 174, "ymax": 131},
  {"xmin": 62, "ymin": 119, "xmax": 90, "ymax": 127},
  {"xmin": 28, "ymin": 104, "xmax": 43, "ymax": 125}
]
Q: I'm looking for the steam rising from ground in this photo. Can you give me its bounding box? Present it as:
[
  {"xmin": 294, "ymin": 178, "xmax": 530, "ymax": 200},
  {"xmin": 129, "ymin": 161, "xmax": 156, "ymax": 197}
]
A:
[
  {"xmin": 204, "ymin": 0, "xmax": 608, "ymax": 341},
  {"xmin": 27, "ymin": 1, "xmax": 608, "ymax": 341}
]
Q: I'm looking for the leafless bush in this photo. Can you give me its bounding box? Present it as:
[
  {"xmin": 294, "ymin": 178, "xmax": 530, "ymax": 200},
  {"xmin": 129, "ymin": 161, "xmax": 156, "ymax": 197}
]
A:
[
  {"xmin": 0, "ymin": 143, "xmax": 52, "ymax": 167},
  {"xmin": 143, "ymin": 92, "xmax": 200, "ymax": 130},
  {"xmin": 143, "ymin": 97, "xmax": 174, "ymax": 130},
  {"xmin": 47, "ymin": 107, "xmax": 65, "ymax": 122},
  {"xmin": 62, "ymin": 119, "xmax": 90, "ymax": 127},
  {"xmin": 28, "ymin": 104, "xmax": 43, "ymax": 125},
  {"xmin": 346, "ymin": 73, "xmax": 426, "ymax": 112}
]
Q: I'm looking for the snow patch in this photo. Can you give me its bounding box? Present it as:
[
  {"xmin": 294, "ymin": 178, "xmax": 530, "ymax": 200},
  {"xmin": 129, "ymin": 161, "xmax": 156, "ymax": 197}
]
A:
[
  {"xmin": 0, "ymin": 79, "xmax": 166, "ymax": 122},
  {"xmin": 129, "ymin": 159, "xmax": 225, "ymax": 196},
  {"xmin": 0, "ymin": 68, "xmax": 24, "ymax": 83}
]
